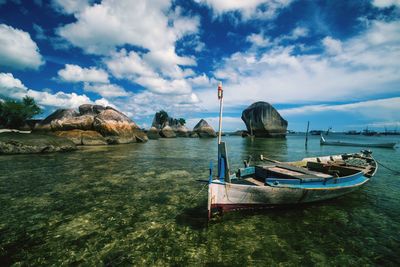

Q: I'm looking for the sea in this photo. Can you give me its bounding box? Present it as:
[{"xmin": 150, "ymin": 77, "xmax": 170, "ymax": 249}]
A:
[{"xmin": 0, "ymin": 134, "xmax": 399, "ymax": 266}]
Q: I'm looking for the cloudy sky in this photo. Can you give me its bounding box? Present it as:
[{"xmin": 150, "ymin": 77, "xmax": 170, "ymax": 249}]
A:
[{"xmin": 0, "ymin": 0, "xmax": 399, "ymax": 131}]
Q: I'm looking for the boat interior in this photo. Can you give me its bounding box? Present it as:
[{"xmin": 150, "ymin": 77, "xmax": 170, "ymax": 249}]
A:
[
  {"xmin": 233, "ymin": 156, "xmax": 375, "ymax": 186},
  {"xmin": 216, "ymin": 142, "xmax": 376, "ymax": 187}
]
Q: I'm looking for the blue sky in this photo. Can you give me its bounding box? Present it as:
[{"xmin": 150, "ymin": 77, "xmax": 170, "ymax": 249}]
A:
[{"xmin": 0, "ymin": 0, "xmax": 399, "ymax": 131}]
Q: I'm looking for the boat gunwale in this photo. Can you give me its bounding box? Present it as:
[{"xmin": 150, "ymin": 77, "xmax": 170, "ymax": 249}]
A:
[
  {"xmin": 210, "ymin": 173, "xmax": 370, "ymax": 190},
  {"xmin": 210, "ymin": 152, "xmax": 377, "ymax": 190}
]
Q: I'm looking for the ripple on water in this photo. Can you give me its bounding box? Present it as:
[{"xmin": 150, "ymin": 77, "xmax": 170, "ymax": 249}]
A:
[{"xmin": 0, "ymin": 135, "xmax": 399, "ymax": 265}]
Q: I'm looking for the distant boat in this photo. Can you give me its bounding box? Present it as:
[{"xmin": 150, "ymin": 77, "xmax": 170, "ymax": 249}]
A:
[
  {"xmin": 208, "ymin": 147, "xmax": 378, "ymax": 217},
  {"xmin": 362, "ymin": 127, "xmax": 379, "ymax": 136},
  {"xmin": 345, "ymin": 130, "xmax": 361, "ymax": 135},
  {"xmin": 381, "ymin": 127, "xmax": 400, "ymax": 136},
  {"xmin": 320, "ymin": 135, "xmax": 396, "ymax": 149},
  {"xmin": 309, "ymin": 130, "xmax": 323, "ymax": 135}
]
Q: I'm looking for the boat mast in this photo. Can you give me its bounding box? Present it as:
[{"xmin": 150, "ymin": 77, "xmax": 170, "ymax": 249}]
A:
[{"xmin": 217, "ymin": 82, "xmax": 223, "ymax": 144}]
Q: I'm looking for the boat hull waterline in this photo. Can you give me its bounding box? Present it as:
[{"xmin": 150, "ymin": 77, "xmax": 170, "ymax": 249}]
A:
[
  {"xmin": 208, "ymin": 151, "xmax": 377, "ymax": 216},
  {"xmin": 209, "ymin": 176, "xmax": 367, "ymax": 212}
]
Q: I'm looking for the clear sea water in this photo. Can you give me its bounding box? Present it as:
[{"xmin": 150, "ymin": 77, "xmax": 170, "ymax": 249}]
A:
[{"xmin": 0, "ymin": 134, "xmax": 399, "ymax": 266}]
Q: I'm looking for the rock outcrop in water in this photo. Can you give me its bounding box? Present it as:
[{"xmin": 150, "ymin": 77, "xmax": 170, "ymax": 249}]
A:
[
  {"xmin": 151, "ymin": 111, "xmax": 189, "ymax": 138},
  {"xmin": 241, "ymin": 101, "xmax": 287, "ymax": 138},
  {"xmin": 193, "ymin": 119, "xmax": 217, "ymax": 138},
  {"xmin": 160, "ymin": 125, "xmax": 176, "ymax": 138},
  {"xmin": 0, "ymin": 132, "xmax": 77, "ymax": 154},
  {"xmin": 54, "ymin": 130, "xmax": 107, "ymax": 145},
  {"xmin": 35, "ymin": 104, "xmax": 148, "ymax": 144},
  {"xmin": 147, "ymin": 126, "xmax": 160, "ymax": 140}
]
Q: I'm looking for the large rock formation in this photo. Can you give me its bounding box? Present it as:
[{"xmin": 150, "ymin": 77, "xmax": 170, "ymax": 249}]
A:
[
  {"xmin": 93, "ymin": 108, "xmax": 145, "ymax": 144},
  {"xmin": 53, "ymin": 130, "xmax": 107, "ymax": 145},
  {"xmin": 35, "ymin": 109, "xmax": 78, "ymax": 131},
  {"xmin": 147, "ymin": 127, "xmax": 160, "ymax": 140},
  {"xmin": 0, "ymin": 132, "xmax": 77, "ymax": 154},
  {"xmin": 160, "ymin": 125, "xmax": 176, "ymax": 138},
  {"xmin": 151, "ymin": 111, "xmax": 189, "ymax": 138},
  {"xmin": 193, "ymin": 119, "xmax": 217, "ymax": 138},
  {"xmin": 175, "ymin": 125, "xmax": 189, "ymax": 137},
  {"xmin": 34, "ymin": 104, "xmax": 148, "ymax": 145},
  {"xmin": 241, "ymin": 102, "xmax": 287, "ymax": 138}
]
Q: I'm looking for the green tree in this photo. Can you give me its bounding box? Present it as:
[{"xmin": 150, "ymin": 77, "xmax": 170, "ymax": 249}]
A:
[
  {"xmin": 178, "ymin": 118, "xmax": 186, "ymax": 125},
  {"xmin": 0, "ymin": 96, "xmax": 42, "ymax": 128},
  {"xmin": 158, "ymin": 110, "xmax": 169, "ymax": 125}
]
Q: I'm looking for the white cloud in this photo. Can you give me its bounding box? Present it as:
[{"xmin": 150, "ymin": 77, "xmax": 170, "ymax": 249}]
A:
[
  {"xmin": 198, "ymin": 20, "xmax": 400, "ymax": 112},
  {"xmin": 247, "ymin": 33, "xmax": 270, "ymax": 47},
  {"xmin": 27, "ymin": 90, "xmax": 92, "ymax": 109},
  {"xmin": 58, "ymin": 64, "xmax": 109, "ymax": 83},
  {"xmin": 107, "ymin": 90, "xmax": 202, "ymax": 119},
  {"xmin": 0, "ymin": 24, "xmax": 44, "ymax": 70},
  {"xmin": 247, "ymin": 26, "xmax": 308, "ymax": 49},
  {"xmin": 57, "ymin": 0, "xmax": 199, "ymax": 57},
  {"xmin": 105, "ymin": 49, "xmax": 192, "ymax": 95},
  {"xmin": 0, "ymin": 72, "xmax": 92, "ymax": 109},
  {"xmin": 94, "ymin": 97, "xmax": 114, "ymax": 108},
  {"xmin": 291, "ymin": 26, "xmax": 308, "ymax": 39},
  {"xmin": 372, "ymin": 0, "xmax": 400, "ymax": 8},
  {"xmin": 280, "ymin": 97, "xmax": 400, "ymax": 122},
  {"xmin": 322, "ymin": 36, "xmax": 342, "ymax": 55},
  {"xmin": 0, "ymin": 72, "xmax": 27, "ymax": 90},
  {"xmin": 57, "ymin": 1, "xmax": 201, "ymax": 96},
  {"xmin": 83, "ymin": 82, "xmax": 128, "ymax": 98},
  {"xmin": 51, "ymin": 0, "xmax": 91, "ymax": 14},
  {"xmin": 188, "ymin": 73, "xmax": 215, "ymax": 88},
  {"xmin": 33, "ymin": 23, "xmax": 46, "ymax": 40},
  {"xmin": 106, "ymin": 50, "xmax": 155, "ymax": 79},
  {"xmin": 196, "ymin": 0, "xmax": 293, "ymax": 20},
  {"xmin": 135, "ymin": 76, "xmax": 192, "ymax": 95}
]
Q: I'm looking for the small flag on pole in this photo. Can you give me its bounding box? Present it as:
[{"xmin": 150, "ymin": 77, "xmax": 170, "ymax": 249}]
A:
[{"xmin": 217, "ymin": 82, "xmax": 223, "ymax": 99}]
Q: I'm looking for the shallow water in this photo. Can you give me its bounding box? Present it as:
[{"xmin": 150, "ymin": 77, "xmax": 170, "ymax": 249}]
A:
[{"xmin": 0, "ymin": 134, "xmax": 399, "ymax": 265}]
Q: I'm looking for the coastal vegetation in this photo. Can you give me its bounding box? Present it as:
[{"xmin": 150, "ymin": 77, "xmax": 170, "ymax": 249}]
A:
[{"xmin": 0, "ymin": 96, "xmax": 41, "ymax": 129}]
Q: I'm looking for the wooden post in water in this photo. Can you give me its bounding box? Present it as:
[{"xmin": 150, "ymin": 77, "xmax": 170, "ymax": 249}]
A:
[{"xmin": 305, "ymin": 121, "xmax": 310, "ymax": 148}]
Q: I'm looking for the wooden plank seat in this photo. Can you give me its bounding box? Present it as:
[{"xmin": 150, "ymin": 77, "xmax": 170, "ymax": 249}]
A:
[
  {"xmin": 306, "ymin": 161, "xmax": 364, "ymax": 177},
  {"xmin": 255, "ymin": 163, "xmax": 332, "ymax": 181},
  {"xmin": 243, "ymin": 177, "xmax": 265, "ymax": 186}
]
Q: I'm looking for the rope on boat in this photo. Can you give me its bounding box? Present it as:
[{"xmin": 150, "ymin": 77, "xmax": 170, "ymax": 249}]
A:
[{"xmin": 376, "ymin": 159, "xmax": 400, "ymax": 175}]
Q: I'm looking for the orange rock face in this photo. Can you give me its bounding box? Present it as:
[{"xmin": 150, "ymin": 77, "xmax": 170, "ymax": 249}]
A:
[
  {"xmin": 53, "ymin": 130, "xmax": 107, "ymax": 145},
  {"xmin": 36, "ymin": 105, "xmax": 147, "ymax": 145}
]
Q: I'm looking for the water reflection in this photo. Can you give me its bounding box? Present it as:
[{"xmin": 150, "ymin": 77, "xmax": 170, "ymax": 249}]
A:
[{"xmin": 0, "ymin": 135, "xmax": 399, "ymax": 265}]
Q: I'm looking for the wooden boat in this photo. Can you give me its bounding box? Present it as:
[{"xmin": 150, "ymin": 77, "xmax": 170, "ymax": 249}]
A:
[
  {"xmin": 320, "ymin": 135, "xmax": 396, "ymax": 149},
  {"xmin": 208, "ymin": 82, "xmax": 377, "ymax": 218},
  {"xmin": 208, "ymin": 146, "xmax": 377, "ymax": 217}
]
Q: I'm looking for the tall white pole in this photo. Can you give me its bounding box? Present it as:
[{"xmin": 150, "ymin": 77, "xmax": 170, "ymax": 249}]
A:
[{"xmin": 217, "ymin": 82, "xmax": 223, "ymax": 144}]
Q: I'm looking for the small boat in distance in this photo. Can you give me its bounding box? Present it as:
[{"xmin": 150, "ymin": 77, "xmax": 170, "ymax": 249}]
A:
[
  {"xmin": 320, "ymin": 135, "xmax": 396, "ymax": 149},
  {"xmin": 309, "ymin": 130, "xmax": 323, "ymax": 135},
  {"xmin": 362, "ymin": 127, "xmax": 380, "ymax": 136},
  {"xmin": 345, "ymin": 130, "xmax": 361, "ymax": 135}
]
